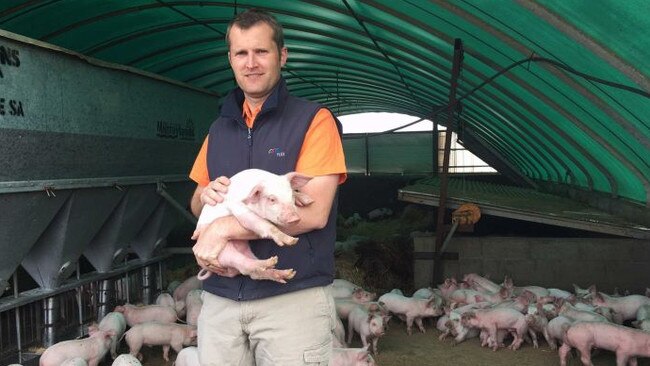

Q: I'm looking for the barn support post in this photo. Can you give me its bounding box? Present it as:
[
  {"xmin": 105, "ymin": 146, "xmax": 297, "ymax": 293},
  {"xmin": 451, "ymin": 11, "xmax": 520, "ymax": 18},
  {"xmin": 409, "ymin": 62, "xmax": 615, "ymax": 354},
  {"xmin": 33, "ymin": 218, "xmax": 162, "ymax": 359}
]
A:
[{"xmin": 433, "ymin": 38, "xmax": 464, "ymax": 284}]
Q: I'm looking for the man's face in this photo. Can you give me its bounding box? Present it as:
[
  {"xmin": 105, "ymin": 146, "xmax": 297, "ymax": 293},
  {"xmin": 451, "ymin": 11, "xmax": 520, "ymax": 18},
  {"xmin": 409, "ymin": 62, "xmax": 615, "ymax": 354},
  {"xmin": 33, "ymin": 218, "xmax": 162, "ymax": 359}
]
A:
[{"xmin": 228, "ymin": 22, "xmax": 287, "ymax": 106}]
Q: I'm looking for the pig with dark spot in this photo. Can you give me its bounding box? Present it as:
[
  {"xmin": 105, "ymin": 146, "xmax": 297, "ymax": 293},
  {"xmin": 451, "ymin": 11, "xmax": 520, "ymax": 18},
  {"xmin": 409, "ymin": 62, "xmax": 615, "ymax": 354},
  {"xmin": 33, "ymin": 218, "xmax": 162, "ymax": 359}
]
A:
[
  {"xmin": 193, "ymin": 169, "xmax": 312, "ymax": 282},
  {"xmin": 39, "ymin": 326, "xmax": 114, "ymax": 366},
  {"xmin": 124, "ymin": 323, "xmax": 197, "ymax": 362},
  {"xmin": 113, "ymin": 304, "xmax": 177, "ymax": 327}
]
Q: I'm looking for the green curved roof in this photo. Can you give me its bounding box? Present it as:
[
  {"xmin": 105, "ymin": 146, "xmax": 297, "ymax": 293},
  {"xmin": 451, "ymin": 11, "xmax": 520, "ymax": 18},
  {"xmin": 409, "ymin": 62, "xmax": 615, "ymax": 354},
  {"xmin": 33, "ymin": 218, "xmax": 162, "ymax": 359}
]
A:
[{"xmin": 1, "ymin": 1, "xmax": 648, "ymax": 207}]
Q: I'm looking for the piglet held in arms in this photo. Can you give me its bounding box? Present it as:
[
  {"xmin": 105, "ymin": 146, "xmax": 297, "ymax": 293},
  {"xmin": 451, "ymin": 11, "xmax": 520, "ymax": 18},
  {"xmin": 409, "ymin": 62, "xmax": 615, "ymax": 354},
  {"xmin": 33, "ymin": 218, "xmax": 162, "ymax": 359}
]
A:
[{"xmin": 193, "ymin": 169, "xmax": 313, "ymax": 283}]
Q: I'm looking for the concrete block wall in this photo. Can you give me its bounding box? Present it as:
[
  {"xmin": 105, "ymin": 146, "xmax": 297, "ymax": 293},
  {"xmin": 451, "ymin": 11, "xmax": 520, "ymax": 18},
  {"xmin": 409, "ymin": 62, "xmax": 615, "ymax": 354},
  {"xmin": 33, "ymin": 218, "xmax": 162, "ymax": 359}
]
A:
[{"xmin": 414, "ymin": 235, "xmax": 650, "ymax": 294}]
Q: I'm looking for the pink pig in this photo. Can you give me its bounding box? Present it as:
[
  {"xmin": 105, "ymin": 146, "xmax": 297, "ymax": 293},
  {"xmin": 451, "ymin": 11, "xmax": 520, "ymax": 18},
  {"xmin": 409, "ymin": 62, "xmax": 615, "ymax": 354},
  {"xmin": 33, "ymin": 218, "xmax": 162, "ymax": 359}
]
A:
[
  {"xmin": 559, "ymin": 321, "xmax": 650, "ymax": 366},
  {"xmin": 347, "ymin": 307, "xmax": 387, "ymax": 355},
  {"xmin": 174, "ymin": 346, "xmax": 199, "ymax": 366},
  {"xmin": 460, "ymin": 307, "xmax": 529, "ymax": 351},
  {"xmin": 194, "ymin": 169, "xmax": 312, "ymax": 282},
  {"xmin": 590, "ymin": 286, "xmax": 650, "ymax": 322},
  {"xmin": 98, "ymin": 311, "xmax": 126, "ymax": 359},
  {"xmin": 39, "ymin": 326, "xmax": 114, "ymax": 366},
  {"xmin": 113, "ymin": 304, "xmax": 177, "ymax": 327},
  {"xmin": 184, "ymin": 289, "xmax": 203, "ymax": 326},
  {"xmin": 124, "ymin": 323, "xmax": 197, "ymax": 362},
  {"xmin": 377, "ymin": 293, "xmax": 442, "ymax": 335}
]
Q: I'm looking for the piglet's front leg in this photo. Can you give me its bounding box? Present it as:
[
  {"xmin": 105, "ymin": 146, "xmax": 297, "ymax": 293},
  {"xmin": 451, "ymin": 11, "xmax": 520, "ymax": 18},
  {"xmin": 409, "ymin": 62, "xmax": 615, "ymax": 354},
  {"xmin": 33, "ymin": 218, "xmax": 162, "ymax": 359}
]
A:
[{"xmin": 229, "ymin": 203, "xmax": 298, "ymax": 246}]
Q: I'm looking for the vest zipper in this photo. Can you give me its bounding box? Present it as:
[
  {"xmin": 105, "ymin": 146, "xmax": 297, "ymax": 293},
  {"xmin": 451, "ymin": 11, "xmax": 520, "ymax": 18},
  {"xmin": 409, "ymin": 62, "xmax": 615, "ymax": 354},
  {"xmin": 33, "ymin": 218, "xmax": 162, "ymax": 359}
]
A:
[{"xmin": 247, "ymin": 127, "xmax": 252, "ymax": 146}]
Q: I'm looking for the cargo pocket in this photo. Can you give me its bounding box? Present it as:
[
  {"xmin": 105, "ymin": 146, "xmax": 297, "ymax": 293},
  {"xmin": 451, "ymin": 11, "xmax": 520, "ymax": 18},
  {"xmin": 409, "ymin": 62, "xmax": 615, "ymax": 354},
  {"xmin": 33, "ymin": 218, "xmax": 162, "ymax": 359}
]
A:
[{"xmin": 303, "ymin": 340, "xmax": 331, "ymax": 365}]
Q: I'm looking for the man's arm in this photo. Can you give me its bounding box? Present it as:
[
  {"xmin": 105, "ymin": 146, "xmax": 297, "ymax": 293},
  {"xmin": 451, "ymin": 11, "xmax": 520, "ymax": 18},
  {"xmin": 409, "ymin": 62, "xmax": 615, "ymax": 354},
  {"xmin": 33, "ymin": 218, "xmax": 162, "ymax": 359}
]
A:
[
  {"xmin": 197, "ymin": 174, "xmax": 338, "ymax": 242},
  {"xmin": 190, "ymin": 176, "xmax": 231, "ymax": 218}
]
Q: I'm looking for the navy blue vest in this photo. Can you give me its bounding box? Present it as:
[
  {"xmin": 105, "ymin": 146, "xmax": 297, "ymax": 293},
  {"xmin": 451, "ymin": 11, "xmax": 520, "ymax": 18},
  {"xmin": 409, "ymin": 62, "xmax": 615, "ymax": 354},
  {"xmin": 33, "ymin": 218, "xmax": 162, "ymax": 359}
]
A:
[{"xmin": 203, "ymin": 78, "xmax": 341, "ymax": 301}]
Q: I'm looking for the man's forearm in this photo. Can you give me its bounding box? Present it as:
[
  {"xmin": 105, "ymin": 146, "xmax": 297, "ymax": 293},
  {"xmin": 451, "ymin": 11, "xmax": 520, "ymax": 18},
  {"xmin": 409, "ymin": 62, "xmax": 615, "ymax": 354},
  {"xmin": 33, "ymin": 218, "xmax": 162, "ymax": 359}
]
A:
[{"xmin": 208, "ymin": 215, "xmax": 261, "ymax": 241}]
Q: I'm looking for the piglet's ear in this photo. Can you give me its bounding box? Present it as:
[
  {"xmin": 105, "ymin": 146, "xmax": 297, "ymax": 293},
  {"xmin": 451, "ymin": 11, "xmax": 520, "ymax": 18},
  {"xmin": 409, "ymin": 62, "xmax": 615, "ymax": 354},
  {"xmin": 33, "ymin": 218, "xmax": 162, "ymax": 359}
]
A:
[
  {"xmin": 285, "ymin": 172, "xmax": 312, "ymax": 189},
  {"xmin": 242, "ymin": 184, "xmax": 263, "ymax": 205}
]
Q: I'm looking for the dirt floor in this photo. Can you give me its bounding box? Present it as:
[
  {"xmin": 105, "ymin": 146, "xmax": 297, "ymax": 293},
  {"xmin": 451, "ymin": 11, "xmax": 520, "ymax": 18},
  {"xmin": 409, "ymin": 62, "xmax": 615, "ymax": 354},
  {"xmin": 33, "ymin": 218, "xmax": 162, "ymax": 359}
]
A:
[{"xmin": 102, "ymin": 319, "xmax": 650, "ymax": 366}]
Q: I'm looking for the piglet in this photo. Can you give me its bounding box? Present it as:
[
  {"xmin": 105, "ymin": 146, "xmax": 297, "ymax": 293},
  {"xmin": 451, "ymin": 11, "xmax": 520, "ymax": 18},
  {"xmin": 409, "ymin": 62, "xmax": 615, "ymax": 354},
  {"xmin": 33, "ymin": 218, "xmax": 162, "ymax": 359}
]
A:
[
  {"xmin": 174, "ymin": 346, "xmax": 199, "ymax": 366},
  {"xmin": 559, "ymin": 321, "xmax": 650, "ymax": 366},
  {"xmin": 113, "ymin": 304, "xmax": 177, "ymax": 327},
  {"xmin": 155, "ymin": 292, "xmax": 175, "ymax": 308},
  {"xmin": 124, "ymin": 323, "xmax": 197, "ymax": 362},
  {"xmin": 546, "ymin": 315, "xmax": 572, "ymax": 350},
  {"xmin": 590, "ymin": 286, "xmax": 650, "ymax": 322},
  {"xmin": 185, "ymin": 289, "xmax": 203, "ymax": 326},
  {"xmin": 632, "ymin": 304, "xmax": 650, "ymax": 332},
  {"xmin": 98, "ymin": 311, "xmax": 126, "ymax": 359},
  {"xmin": 347, "ymin": 307, "xmax": 387, "ymax": 355},
  {"xmin": 60, "ymin": 358, "xmax": 88, "ymax": 366},
  {"xmin": 329, "ymin": 346, "xmax": 376, "ymax": 366},
  {"xmin": 460, "ymin": 307, "xmax": 529, "ymax": 351},
  {"xmin": 111, "ymin": 354, "xmax": 142, "ymax": 366},
  {"xmin": 194, "ymin": 169, "xmax": 312, "ymax": 282},
  {"xmin": 173, "ymin": 276, "xmax": 201, "ymax": 317},
  {"xmin": 39, "ymin": 326, "xmax": 114, "ymax": 366},
  {"xmin": 377, "ymin": 293, "xmax": 442, "ymax": 335}
]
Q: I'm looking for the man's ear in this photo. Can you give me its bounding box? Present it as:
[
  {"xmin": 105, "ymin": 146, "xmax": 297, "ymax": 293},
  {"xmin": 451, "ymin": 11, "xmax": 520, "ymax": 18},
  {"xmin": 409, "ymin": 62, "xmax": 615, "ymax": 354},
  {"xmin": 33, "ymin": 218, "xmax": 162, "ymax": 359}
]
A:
[
  {"xmin": 285, "ymin": 172, "xmax": 312, "ymax": 189},
  {"xmin": 242, "ymin": 184, "xmax": 263, "ymax": 205}
]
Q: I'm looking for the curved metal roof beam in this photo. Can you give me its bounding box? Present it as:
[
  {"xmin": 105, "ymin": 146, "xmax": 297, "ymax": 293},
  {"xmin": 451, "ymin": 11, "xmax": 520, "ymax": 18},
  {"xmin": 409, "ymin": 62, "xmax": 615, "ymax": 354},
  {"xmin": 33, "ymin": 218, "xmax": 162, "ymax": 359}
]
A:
[
  {"xmin": 461, "ymin": 113, "xmax": 541, "ymax": 179},
  {"xmin": 462, "ymin": 99, "xmax": 565, "ymax": 183},
  {"xmin": 360, "ymin": 0, "xmax": 615, "ymax": 195},
  {"xmin": 297, "ymin": 89, "xmax": 424, "ymax": 112},
  {"xmin": 440, "ymin": 1, "xmax": 648, "ymax": 132},
  {"xmin": 437, "ymin": 0, "xmax": 648, "ymax": 202},
  {"xmin": 462, "ymin": 107, "xmax": 552, "ymax": 180},
  {"xmin": 518, "ymin": 0, "xmax": 649, "ymax": 93}
]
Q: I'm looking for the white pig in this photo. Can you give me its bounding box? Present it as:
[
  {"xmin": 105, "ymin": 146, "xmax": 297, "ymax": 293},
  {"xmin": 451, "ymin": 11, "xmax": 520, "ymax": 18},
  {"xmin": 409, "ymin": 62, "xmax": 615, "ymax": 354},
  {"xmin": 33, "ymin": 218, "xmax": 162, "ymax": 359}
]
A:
[
  {"xmin": 124, "ymin": 323, "xmax": 197, "ymax": 362},
  {"xmin": 172, "ymin": 276, "xmax": 200, "ymax": 318},
  {"xmin": 98, "ymin": 311, "xmax": 126, "ymax": 359},
  {"xmin": 377, "ymin": 293, "xmax": 442, "ymax": 335},
  {"xmin": 60, "ymin": 358, "xmax": 88, "ymax": 366},
  {"xmin": 39, "ymin": 326, "xmax": 114, "ymax": 366},
  {"xmin": 113, "ymin": 304, "xmax": 177, "ymax": 327},
  {"xmin": 329, "ymin": 346, "xmax": 376, "ymax": 366},
  {"xmin": 111, "ymin": 354, "xmax": 142, "ymax": 366},
  {"xmin": 194, "ymin": 169, "xmax": 312, "ymax": 282},
  {"xmin": 559, "ymin": 321, "xmax": 650, "ymax": 366},
  {"xmin": 347, "ymin": 307, "xmax": 386, "ymax": 354},
  {"xmin": 185, "ymin": 289, "xmax": 203, "ymax": 326},
  {"xmin": 174, "ymin": 346, "xmax": 199, "ymax": 366},
  {"xmin": 155, "ymin": 292, "xmax": 175, "ymax": 308}
]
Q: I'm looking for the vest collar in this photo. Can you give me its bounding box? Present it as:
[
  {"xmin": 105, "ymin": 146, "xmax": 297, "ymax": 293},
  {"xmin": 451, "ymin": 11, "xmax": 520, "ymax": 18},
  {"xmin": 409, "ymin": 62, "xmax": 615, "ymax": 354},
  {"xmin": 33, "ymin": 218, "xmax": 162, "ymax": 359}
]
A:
[{"xmin": 220, "ymin": 77, "xmax": 289, "ymax": 120}]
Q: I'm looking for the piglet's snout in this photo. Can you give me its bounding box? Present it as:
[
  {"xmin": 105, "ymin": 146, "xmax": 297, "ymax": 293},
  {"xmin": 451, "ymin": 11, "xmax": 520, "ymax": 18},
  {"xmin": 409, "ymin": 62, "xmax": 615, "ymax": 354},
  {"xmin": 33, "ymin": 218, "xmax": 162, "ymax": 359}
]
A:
[{"xmin": 282, "ymin": 211, "xmax": 301, "ymax": 224}]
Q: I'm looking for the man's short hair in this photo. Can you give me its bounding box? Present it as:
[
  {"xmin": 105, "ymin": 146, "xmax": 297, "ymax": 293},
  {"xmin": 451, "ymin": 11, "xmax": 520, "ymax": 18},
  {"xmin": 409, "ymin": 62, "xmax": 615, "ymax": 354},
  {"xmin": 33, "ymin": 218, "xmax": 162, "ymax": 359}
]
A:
[{"xmin": 226, "ymin": 8, "xmax": 285, "ymax": 52}]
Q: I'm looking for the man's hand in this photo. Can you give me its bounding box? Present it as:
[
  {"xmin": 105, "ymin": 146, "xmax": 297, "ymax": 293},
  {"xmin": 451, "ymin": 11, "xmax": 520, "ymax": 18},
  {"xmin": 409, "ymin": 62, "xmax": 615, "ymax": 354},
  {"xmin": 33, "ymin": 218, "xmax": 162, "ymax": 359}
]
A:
[
  {"xmin": 201, "ymin": 175, "xmax": 230, "ymax": 206},
  {"xmin": 191, "ymin": 176, "xmax": 230, "ymax": 217},
  {"xmin": 192, "ymin": 219, "xmax": 229, "ymax": 273}
]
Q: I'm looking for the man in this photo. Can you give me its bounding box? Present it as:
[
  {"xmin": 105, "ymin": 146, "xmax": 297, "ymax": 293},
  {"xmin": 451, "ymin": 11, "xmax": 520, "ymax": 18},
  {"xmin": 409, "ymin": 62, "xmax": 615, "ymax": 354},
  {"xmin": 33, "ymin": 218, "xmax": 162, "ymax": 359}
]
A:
[{"xmin": 188, "ymin": 8, "xmax": 346, "ymax": 366}]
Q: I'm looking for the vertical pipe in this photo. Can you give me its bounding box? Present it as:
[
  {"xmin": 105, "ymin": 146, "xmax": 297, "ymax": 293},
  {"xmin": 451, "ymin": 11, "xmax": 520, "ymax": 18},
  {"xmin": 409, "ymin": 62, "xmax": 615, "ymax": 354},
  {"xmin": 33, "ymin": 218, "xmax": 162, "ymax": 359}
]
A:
[
  {"xmin": 141, "ymin": 266, "xmax": 153, "ymax": 305},
  {"xmin": 13, "ymin": 272, "xmax": 22, "ymax": 364},
  {"xmin": 433, "ymin": 38, "xmax": 464, "ymax": 284},
  {"xmin": 364, "ymin": 134, "xmax": 370, "ymax": 176},
  {"xmin": 158, "ymin": 261, "xmax": 164, "ymax": 294},
  {"xmin": 76, "ymin": 263, "xmax": 83, "ymax": 337}
]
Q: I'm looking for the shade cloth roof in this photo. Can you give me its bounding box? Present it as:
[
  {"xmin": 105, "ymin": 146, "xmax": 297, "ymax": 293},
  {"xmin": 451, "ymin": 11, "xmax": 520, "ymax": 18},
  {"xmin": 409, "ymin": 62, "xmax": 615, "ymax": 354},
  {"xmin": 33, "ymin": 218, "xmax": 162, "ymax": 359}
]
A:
[{"xmin": 1, "ymin": 0, "xmax": 648, "ymax": 207}]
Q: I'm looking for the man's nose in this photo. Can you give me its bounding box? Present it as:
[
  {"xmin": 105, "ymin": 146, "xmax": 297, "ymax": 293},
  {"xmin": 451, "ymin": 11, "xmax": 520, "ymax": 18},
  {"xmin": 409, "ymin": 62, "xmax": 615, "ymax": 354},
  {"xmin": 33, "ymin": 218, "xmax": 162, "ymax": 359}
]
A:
[{"xmin": 245, "ymin": 54, "xmax": 257, "ymax": 68}]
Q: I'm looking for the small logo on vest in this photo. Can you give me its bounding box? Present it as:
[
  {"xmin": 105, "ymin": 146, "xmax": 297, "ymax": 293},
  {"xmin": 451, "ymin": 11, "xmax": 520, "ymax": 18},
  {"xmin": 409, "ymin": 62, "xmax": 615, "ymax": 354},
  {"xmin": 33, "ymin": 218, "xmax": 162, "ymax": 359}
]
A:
[{"xmin": 268, "ymin": 148, "xmax": 286, "ymax": 157}]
